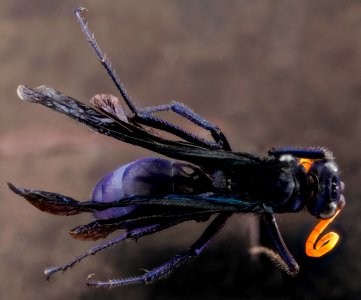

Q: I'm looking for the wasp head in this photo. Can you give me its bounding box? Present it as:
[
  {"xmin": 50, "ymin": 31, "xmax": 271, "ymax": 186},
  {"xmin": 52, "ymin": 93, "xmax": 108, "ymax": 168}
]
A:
[{"xmin": 306, "ymin": 160, "xmax": 345, "ymax": 219}]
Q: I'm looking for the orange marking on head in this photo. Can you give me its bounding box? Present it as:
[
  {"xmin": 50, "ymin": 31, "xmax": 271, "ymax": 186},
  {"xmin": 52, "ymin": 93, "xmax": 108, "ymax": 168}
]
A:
[
  {"xmin": 305, "ymin": 208, "xmax": 341, "ymax": 257},
  {"xmin": 299, "ymin": 158, "xmax": 313, "ymax": 173}
]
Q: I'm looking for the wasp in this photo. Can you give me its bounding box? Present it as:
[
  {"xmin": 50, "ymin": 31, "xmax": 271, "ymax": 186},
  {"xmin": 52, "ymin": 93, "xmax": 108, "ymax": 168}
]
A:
[{"xmin": 9, "ymin": 7, "xmax": 345, "ymax": 287}]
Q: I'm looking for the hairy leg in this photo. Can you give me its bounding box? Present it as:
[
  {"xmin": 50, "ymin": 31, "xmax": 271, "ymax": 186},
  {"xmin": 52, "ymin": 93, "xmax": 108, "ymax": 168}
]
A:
[
  {"xmin": 45, "ymin": 220, "xmax": 190, "ymax": 280},
  {"xmin": 87, "ymin": 212, "xmax": 230, "ymax": 287},
  {"xmin": 74, "ymin": 8, "xmax": 230, "ymax": 150}
]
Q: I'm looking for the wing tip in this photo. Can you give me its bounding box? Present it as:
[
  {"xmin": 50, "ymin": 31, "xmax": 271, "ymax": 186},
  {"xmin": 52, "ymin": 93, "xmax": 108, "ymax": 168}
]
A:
[{"xmin": 7, "ymin": 182, "xmax": 24, "ymax": 195}]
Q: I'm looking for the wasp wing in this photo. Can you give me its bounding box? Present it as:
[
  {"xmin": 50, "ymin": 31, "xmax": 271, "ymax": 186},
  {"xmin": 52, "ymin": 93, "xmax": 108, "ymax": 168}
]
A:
[
  {"xmin": 69, "ymin": 211, "xmax": 213, "ymax": 241},
  {"xmin": 9, "ymin": 183, "xmax": 268, "ymax": 216},
  {"xmin": 8, "ymin": 183, "xmax": 94, "ymax": 216},
  {"xmin": 17, "ymin": 85, "xmax": 262, "ymax": 168}
]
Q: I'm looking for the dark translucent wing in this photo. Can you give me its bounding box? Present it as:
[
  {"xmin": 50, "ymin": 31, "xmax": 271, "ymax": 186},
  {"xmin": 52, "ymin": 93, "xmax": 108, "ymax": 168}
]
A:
[
  {"xmin": 9, "ymin": 183, "xmax": 268, "ymax": 215},
  {"xmin": 17, "ymin": 85, "xmax": 262, "ymax": 168},
  {"xmin": 70, "ymin": 221, "xmax": 116, "ymax": 240},
  {"xmin": 91, "ymin": 93, "xmax": 227, "ymax": 150},
  {"xmin": 8, "ymin": 183, "xmax": 92, "ymax": 216},
  {"xmin": 130, "ymin": 194, "xmax": 266, "ymax": 213},
  {"xmin": 90, "ymin": 94, "xmax": 130, "ymax": 124}
]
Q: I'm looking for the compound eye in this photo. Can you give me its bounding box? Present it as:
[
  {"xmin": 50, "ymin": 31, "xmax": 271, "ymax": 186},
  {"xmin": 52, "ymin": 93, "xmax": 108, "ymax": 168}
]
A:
[
  {"xmin": 331, "ymin": 181, "xmax": 340, "ymax": 199},
  {"xmin": 319, "ymin": 202, "xmax": 337, "ymax": 219}
]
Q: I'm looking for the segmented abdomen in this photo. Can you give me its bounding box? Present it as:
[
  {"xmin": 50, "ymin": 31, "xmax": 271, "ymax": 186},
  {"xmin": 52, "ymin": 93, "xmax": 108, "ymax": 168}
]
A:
[{"xmin": 92, "ymin": 157, "xmax": 211, "ymax": 219}]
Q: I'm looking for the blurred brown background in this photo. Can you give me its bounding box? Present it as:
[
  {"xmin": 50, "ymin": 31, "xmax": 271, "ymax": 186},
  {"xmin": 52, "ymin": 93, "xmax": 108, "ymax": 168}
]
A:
[{"xmin": 1, "ymin": 1, "xmax": 360, "ymax": 299}]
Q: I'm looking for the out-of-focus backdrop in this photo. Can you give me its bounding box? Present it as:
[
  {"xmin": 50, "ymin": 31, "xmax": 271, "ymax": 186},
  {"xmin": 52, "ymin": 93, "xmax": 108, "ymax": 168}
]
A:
[{"xmin": 1, "ymin": 1, "xmax": 360, "ymax": 299}]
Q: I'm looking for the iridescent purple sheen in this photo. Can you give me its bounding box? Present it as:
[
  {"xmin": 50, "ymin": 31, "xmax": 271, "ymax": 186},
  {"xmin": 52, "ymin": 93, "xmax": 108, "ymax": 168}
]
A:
[
  {"xmin": 92, "ymin": 157, "xmax": 210, "ymax": 220},
  {"xmin": 92, "ymin": 162, "xmax": 134, "ymax": 220}
]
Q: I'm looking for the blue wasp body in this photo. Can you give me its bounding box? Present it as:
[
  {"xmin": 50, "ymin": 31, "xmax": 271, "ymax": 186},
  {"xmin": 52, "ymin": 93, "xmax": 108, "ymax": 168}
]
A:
[{"xmin": 9, "ymin": 7, "xmax": 345, "ymax": 287}]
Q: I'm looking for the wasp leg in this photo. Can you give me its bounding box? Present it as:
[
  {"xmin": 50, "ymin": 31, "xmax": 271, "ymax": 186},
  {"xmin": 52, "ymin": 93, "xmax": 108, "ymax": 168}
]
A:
[
  {"xmin": 134, "ymin": 110, "xmax": 227, "ymax": 150},
  {"xmin": 73, "ymin": 8, "xmax": 230, "ymax": 151},
  {"xmin": 74, "ymin": 7, "xmax": 137, "ymax": 114},
  {"xmin": 135, "ymin": 102, "xmax": 231, "ymax": 150},
  {"xmin": 86, "ymin": 212, "xmax": 230, "ymax": 287},
  {"xmin": 250, "ymin": 213, "xmax": 299, "ymax": 276},
  {"xmin": 268, "ymin": 147, "xmax": 333, "ymax": 160},
  {"xmin": 44, "ymin": 222, "xmax": 183, "ymax": 280}
]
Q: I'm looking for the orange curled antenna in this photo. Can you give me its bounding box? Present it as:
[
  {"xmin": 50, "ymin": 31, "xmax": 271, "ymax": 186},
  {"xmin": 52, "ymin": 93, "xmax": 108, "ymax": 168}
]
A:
[{"xmin": 305, "ymin": 208, "xmax": 341, "ymax": 257}]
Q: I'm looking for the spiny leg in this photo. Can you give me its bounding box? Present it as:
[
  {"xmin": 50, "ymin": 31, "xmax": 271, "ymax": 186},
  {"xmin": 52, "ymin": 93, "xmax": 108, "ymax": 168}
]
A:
[
  {"xmin": 134, "ymin": 112, "xmax": 226, "ymax": 149},
  {"xmin": 264, "ymin": 213, "xmax": 299, "ymax": 275},
  {"xmin": 137, "ymin": 102, "xmax": 231, "ymax": 150},
  {"xmin": 91, "ymin": 92, "xmax": 229, "ymax": 150},
  {"xmin": 74, "ymin": 8, "xmax": 230, "ymax": 151},
  {"xmin": 45, "ymin": 220, "xmax": 188, "ymax": 280},
  {"xmin": 74, "ymin": 7, "xmax": 137, "ymax": 114},
  {"xmin": 87, "ymin": 212, "xmax": 231, "ymax": 287},
  {"xmin": 250, "ymin": 213, "xmax": 299, "ymax": 276}
]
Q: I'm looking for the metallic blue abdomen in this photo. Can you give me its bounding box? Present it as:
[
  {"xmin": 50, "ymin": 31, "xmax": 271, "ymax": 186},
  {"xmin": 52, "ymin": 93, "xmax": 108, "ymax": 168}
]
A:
[{"xmin": 92, "ymin": 158, "xmax": 211, "ymax": 219}]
